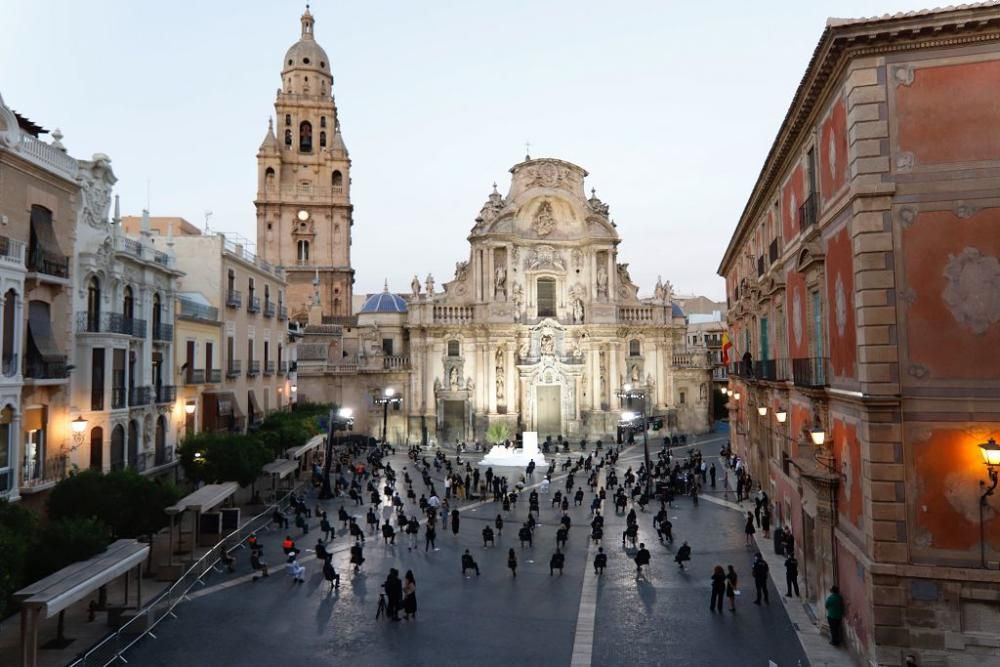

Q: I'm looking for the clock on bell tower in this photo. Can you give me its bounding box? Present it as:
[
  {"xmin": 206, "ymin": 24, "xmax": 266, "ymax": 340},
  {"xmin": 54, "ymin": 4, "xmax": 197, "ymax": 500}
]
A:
[{"xmin": 255, "ymin": 5, "xmax": 354, "ymax": 323}]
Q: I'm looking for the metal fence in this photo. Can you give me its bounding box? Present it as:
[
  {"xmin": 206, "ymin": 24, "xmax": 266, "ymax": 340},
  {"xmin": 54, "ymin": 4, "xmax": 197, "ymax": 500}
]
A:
[{"xmin": 66, "ymin": 485, "xmax": 302, "ymax": 666}]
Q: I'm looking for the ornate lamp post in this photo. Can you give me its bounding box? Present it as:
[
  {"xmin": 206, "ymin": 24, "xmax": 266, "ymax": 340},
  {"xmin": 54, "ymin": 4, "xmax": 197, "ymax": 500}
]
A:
[
  {"xmin": 319, "ymin": 407, "xmax": 354, "ymax": 500},
  {"xmin": 979, "ymin": 438, "xmax": 1000, "ymax": 568},
  {"xmin": 374, "ymin": 388, "xmax": 403, "ymax": 447}
]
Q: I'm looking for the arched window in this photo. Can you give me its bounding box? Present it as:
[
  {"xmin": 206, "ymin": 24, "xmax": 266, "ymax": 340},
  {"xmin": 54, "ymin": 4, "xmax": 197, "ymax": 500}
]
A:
[
  {"xmin": 299, "ymin": 121, "xmax": 312, "ymax": 152},
  {"xmin": 127, "ymin": 420, "xmax": 138, "ymax": 470},
  {"xmin": 536, "ymin": 278, "xmax": 556, "ymax": 317},
  {"xmin": 332, "ymin": 170, "xmax": 343, "ymax": 187},
  {"xmin": 89, "ymin": 426, "xmax": 103, "ymax": 470},
  {"xmin": 285, "ymin": 114, "xmax": 291, "ymax": 126},
  {"xmin": 284, "ymin": 129, "xmax": 292, "ymax": 146},
  {"xmin": 320, "ymin": 116, "xmax": 326, "ymax": 128},
  {"xmin": 629, "ymin": 339, "xmax": 641, "ymax": 357},
  {"xmin": 123, "ymin": 286, "xmax": 134, "ymax": 320},
  {"xmin": 2, "ymin": 289, "xmax": 17, "ymax": 375},
  {"xmin": 110, "ymin": 424, "xmax": 125, "ymax": 471},
  {"xmin": 320, "ymin": 131, "xmax": 326, "ymax": 148},
  {"xmin": 447, "ymin": 340, "xmax": 460, "ymax": 357},
  {"xmin": 297, "ymin": 240, "xmax": 309, "ymax": 263},
  {"xmin": 87, "ymin": 277, "xmax": 100, "ymax": 332},
  {"xmin": 264, "ymin": 167, "xmax": 275, "ymax": 188},
  {"xmin": 152, "ymin": 292, "xmax": 161, "ymax": 338}
]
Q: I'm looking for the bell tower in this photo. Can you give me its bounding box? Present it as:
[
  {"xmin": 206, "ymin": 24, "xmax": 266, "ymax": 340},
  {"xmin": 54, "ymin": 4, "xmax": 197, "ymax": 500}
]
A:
[{"xmin": 256, "ymin": 6, "xmax": 353, "ymax": 322}]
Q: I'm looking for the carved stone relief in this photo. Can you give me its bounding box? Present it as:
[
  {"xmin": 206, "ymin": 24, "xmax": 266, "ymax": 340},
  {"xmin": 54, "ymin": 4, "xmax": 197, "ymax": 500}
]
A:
[{"xmin": 533, "ymin": 200, "xmax": 556, "ymax": 237}]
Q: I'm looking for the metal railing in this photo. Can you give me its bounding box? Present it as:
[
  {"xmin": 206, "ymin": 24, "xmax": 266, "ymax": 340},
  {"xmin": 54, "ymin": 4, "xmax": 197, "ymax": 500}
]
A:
[
  {"xmin": 178, "ymin": 298, "xmax": 219, "ymax": 322},
  {"xmin": 278, "ymin": 305, "xmax": 288, "ymax": 321},
  {"xmin": 109, "ymin": 313, "xmax": 147, "ymax": 338},
  {"xmin": 263, "ymin": 300, "xmax": 275, "ymax": 318},
  {"xmin": 792, "ymin": 357, "xmax": 828, "ymax": 388},
  {"xmin": 263, "ymin": 360, "xmax": 275, "ymax": 376},
  {"xmin": 156, "ymin": 385, "xmax": 176, "ymax": 404},
  {"xmin": 129, "ymin": 386, "xmax": 152, "ymax": 407},
  {"xmin": 226, "ymin": 360, "xmax": 242, "ymax": 378},
  {"xmin": 226, "ymin": 289, "xmax": 242, "ymax": 309},
  {"xmin": 798, "ymin": 193, "xmax": 818, "ymax": 232},
  {"xmin": 153, "ymin": 322, "xmax": 173, "ymax": 342},
  {"xmin": 21, "ymin": 454, "xmax": 67, "ymax": 489},
  {"xmin": 27, "ymin": 245, "xmax": 70, "ymax": 278},
  {"xmin": 24, "ymin": 356, "xmax": 69, "ymax": 380},
  {"xmin": 208, "ymin": 368, "xmax": 222, "ymax": 383},
  {"xmin": 754, "ymin": 358, "xmax": 790, "ymax": 382},
  {"xmin": 185, "ymin": 369, "xmax": 205, "ymax": 385},
  {"xmin": 111, "ymin": 387, "xmax": 126, "ymax": 410},
  {"xmin": 154, "ymin": 445, "xmax": 174, "ymax": 468},
  {"xmin": 91, "ymin": 386, "xmax": 104, "ymax": 411},
  {"xmin": 246, "ymin": 296, "xmax": 261, "ymax": 314},
  {"xmin": 67, "ymin": 486, "xmax": 303, "ymax": 667},
  {"xmin": 246, "ymin": 360, "xmax": 260, "ymax": 377}
]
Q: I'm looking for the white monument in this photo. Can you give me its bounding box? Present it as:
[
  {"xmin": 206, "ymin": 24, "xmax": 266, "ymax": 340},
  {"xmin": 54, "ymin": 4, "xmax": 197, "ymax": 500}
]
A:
[{"xmin": 478, "ymin": 431, "xmax": 548, "ymax": 469}]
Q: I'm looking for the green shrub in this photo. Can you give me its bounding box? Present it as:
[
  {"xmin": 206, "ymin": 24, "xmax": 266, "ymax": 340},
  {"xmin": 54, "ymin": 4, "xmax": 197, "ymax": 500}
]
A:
[
  {"xmin": 0, "ymin": 501, "xmax": 37, "ymax": 616},
  {"xmin": 27, "ymin": 516, "xmax": 109, "ymax": 582}
]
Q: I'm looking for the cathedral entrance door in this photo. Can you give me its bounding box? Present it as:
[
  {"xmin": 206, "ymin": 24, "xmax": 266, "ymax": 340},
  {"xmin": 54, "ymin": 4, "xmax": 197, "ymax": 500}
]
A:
[
  {"xmin": 442, "ymin": 400, "xmax": 465, "ymax": 445},
  {"xmin": 536, "ymin": 385, "xmax": 561, "ymax": 437}
]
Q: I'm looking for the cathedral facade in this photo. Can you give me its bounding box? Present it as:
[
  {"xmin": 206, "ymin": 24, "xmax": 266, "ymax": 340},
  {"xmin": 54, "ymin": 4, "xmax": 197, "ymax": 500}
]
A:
[{"xmin": 262, "ymin": 9, "xmax": 711, "ymax": 443}]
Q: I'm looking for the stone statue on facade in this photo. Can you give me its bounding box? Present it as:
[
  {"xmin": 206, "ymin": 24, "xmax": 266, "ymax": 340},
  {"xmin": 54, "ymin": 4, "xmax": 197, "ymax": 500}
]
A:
[
  {"xmin": 518, "ymin": 340, "xmax": 530, "ymax": 360},
  {"xmin": 654, "ymin": 275, "xmax": 673, "ymax": 303},
  {"xmin": 494, "ymin": 264, "xmax": 507, "ymax": 299},
  {"xmin": 631, "ymin": 364, "xmax": 640, "ymax": 383},
  {"xmin": 540, "ymin": 335, "xmax": 555, "ymax": 356},
  {"xmin": 533, "ymin": 200, "xmax": 556, "ymax": 237},
  {"xmin": 496, "ymin": 373, "xmax": 505, "ymax": 402},
  {"xmin": 596, "ymin": 265, "xmax": 608, "ymax": 299},
  {"xmin": 411, "ymin": 274, "xmax": 421, "ymax": 298},
  {"xmin": 572, "ymin": 298, "xmax": 585, "ymax": 324},
  {"xmin": 425, "ymin": 273, "xmax": 435, "ymax": 296},
  {"xmin": 512, "ymin": 283, "xmax": 524, "ymax": 322},
  {"xmin": 449, "ymin": 366, "xmax": 459, "ymax": 389}
]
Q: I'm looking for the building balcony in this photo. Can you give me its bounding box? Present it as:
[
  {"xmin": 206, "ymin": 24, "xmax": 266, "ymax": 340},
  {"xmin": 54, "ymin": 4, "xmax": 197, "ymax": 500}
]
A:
[
  {"xmin": 111, "ymin": 313, "xmax": 146, "ymax": 338},
  {"xmin": 246, "ymin": 360, "xmax": 260, "ymax": 377},
  {"xmin": 185, "ymin": 369, "xmax": 206, "ymax": 385},
  {"xmin": 111, "ymin": 387, "xmax": 126, "ymax": 410},
  {"xmin": 24, "ymin": 356, "xmax": 69, "ymax": 380},
  {"xmin": 754, "ymin": 358, "xmax": 790, "ymax": 382},
  {"xmin": 154, "ymin": 445, "xmax": 174, "ymax": 468},
  {"xmin": 113, "ymin": 236, "xmax": 174, "ymax": 269},
  {"xmin": 383, "ymin": 354, "xmax": 410, "ymax": 370},
  {"xmin": 129, "ymin": 385, "xmax": 152, "ymax": 407},
  {"xmin": 156, "ymin": 385, "xmax": 176, "ymax": 404},
  {"xmin": 263, "ymin": 300, "xmax": 275, "ymax": 318},
  {"xmin": 178, "ymin": 297, "xmax": 219, "ymax": 322},
  {"xmin": 20, "ymin": 455, "xmax": 67, "ymax": 493},
  {"xmin": 153, "ymin": 322, "xmax": 173, "ymax": 342},
  {"xmin": 27, "ymin": 245, "xmax": 69, "ymax": 280},
  {"xmin": 226, "ymin": 360, "xmax": 242, "ymax": 378},
  {"xmin": 798, "ymin": 193, "xmax": 818, "ymax": 232},
  {"xmin": 247, "ymin": 296, "xmax": 261, "ymax": 314},
  {"xmin": 672, "ymin": 352, "xmax": 709, "ymax": 368},
  {"xmin": 91, "ymin": 386, "xmax": 104, "ymax": 411},
  {"xmin": 263, "ymin": 360, "xmax": 275, "ymax": 376},
  {"xmin": 278, "ymin": 305, "xmax": 288, "ymax": 321},
  {"xmin": 792, "ymin": 357, "xmax": 828, "ymax": 388},
  {"xmin": 208, "ymin": 368, "xmax": 221, "ymax": 383},
  {"xmin": 226, "ymin": 289, "xmax": 242, "ymax": 309},
  {"xmin": 277, "ymin": 360, "xmax": 286, "ymax": 375},
  {"xmin": 0, "ymin": 236, "xmax": 26, "ymax": 267}
]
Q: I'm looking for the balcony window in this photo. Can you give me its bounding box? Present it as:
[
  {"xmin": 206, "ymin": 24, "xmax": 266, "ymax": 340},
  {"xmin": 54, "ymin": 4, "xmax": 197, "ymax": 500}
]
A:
[
  {"xmin": 110, "ymin": 424, "xmax": 125, "ymax": 471},
  {"xmin": 86, "ymin": 277, "xmax": 101, "ymax": 332},
  {"xmin": 26, "ymin": 300, "xmax": 67, "ymax": 378},
  {"xmin": 297, "ymin": 240, "xmax": 309, "ymax": 263},
  {"xmin": 0, "ymin": 406, "xmax": 11, "ymax": 493},
  {"xmin": 22, "ymin": 406, "xmax": 46, "ymax": 483},
  {"xmin": 2, "ymin": 288, "xmax": 17, "ymax": 376},
  {"xmin": 127, "ymin": 420, "xmax": 138, "ymax": 471},
  {"xmin": 28, "ymin": 205, "xmax": 69, "ymax": 278},
  {"xmin": 152, "ymin": 292, "xmax": 162, "ymax": 338}
]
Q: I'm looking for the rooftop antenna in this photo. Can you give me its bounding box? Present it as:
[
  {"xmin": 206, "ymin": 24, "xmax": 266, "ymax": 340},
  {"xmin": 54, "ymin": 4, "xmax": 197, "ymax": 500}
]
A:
[
  {"xmin": 204, "ymin": 210, "xmax": 213, "ymax": 234},
  {"xmin": 524, "ymin": 140, "xmax": 531, "ymax": 161}
]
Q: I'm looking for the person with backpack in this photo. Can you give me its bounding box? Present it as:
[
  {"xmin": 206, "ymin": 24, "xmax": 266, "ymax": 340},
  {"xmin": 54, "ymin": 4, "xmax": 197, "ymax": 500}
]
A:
[{"xmin": 752, "ymin": 552, "xmax": 770, "ymax": 605}]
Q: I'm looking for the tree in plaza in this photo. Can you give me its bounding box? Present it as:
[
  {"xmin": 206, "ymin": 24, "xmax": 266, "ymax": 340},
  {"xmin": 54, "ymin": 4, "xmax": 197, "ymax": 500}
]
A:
[
  {"xmin": 486, "ymin": 421, "xmax": 512, "ymax": 445},
  {"xmin": 179, "ymin": 432, "xmax": 272, "ymax": 488},
  {"xmin": 26, "ymin": 516, "xmax": 109, "ymax": 582},
  {"xmin": 255, "ymin": 410, "xmax": 317, "ymax": 457},
  {"xmin": 0, "ymin": 500, "xmax": 37, "ymax": 616}
]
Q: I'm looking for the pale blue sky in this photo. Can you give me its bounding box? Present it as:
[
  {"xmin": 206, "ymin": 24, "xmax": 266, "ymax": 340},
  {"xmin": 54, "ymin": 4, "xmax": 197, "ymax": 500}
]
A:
[{"xmin": 1, "ymin": 0, "xmax": 934, "ymax": 300}]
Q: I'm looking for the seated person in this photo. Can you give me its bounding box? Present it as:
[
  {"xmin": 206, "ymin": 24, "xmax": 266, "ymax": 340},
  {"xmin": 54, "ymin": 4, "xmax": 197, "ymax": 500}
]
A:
[
  {"xmin": 518, "ymin": 525, "xmax": 533, "ymax": 547},
  {"xmin": 250, "ymin": 546, "xmax": 269, "ymax": 581},
  {"xmin": 482, "ymin": 526, "xmax": 495, "ymax": 547},
  {"xmin": 461, "ymin": 549, "xmax": 480, "ymax": 576},
  {"xmin": 593, "ymin": 547, "xmax": 607, "ymax": 575},
  {"xmin": 314, "ymin": 539, "xmax": 331, "ymax": 562},
  {"xmin": 550, "ymin": 549, "xmax": 566, "ymax": 576}
]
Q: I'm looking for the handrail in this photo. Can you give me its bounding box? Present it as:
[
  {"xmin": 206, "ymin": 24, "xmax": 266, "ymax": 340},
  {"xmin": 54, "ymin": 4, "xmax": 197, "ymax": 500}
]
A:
[{"xmin": 67, "ymin": 484, "xmax": 304, "ymax": 666}]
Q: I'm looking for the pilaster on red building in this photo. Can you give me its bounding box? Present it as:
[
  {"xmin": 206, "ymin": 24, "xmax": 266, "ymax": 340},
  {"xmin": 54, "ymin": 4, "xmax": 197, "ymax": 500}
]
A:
[{"xmin": 717, "ymin": 4, "xmax": 1000, "ymax": 664}]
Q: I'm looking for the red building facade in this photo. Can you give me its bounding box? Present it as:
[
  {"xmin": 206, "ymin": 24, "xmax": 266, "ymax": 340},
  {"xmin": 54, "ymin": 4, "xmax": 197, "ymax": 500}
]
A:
[{"xmin": 718, "ymin": 6, "xmax": 1000, "ymax": 665}]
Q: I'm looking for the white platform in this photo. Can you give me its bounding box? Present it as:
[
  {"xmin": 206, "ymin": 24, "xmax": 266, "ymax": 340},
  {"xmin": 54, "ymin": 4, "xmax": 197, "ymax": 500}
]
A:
[{"xmin": 478, "ymin": 431, "xmax": 548, "ymax": 469}]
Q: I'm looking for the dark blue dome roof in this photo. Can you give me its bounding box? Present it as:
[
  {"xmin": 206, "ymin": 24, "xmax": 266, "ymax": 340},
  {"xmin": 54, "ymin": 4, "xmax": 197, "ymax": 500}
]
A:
[
  {"xmin": 671, "ymin": 302, "xmax": 685, "ymax": 317},
  {"xmin": 360, "ymin": 290, "xmax": 407, "ymax": 314}
]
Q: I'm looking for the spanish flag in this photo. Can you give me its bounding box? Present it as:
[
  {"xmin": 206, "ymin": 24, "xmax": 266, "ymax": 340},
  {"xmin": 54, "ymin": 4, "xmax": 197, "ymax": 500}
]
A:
[{"xmin": 721, "ymin": 333, "xmax": 733, "ymax": 365}]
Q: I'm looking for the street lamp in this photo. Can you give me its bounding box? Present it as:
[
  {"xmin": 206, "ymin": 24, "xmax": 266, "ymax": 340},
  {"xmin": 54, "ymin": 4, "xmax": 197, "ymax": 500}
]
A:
[
  {"xmin": 809, "ymin": 426, "xmax": 826, "ymax": 447},
  {"xmin": 979, "ymin": 438, "xmax": 1000, "ymax": 568},
  {"xmin": 184, "ymin": 401, "xmax": 197, "ymax": 415},
  {"xmin": 757, "ymin": 406, "xmax": 768, "ymax": 417},
  {"xmin": 775, "ymin": 408, "xmax": 787, "ymax": 424},
  {"xmin": 616, "ymin": 384, "xmax": 652, "ymax": 500},
  {"xmin": 733, "ymin": 391, "xmax": 741, "ymax": 401},
  {"xmin": 374, "ymin": 388, "xmax": 403, "ymax": 447},
  {"xmin": 319, "ymin": 406, "xmax": 354, "ymax": 499}
]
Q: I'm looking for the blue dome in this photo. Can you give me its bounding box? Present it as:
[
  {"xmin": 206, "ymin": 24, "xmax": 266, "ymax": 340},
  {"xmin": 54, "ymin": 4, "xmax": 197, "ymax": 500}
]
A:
[
  {"xmin": 360, "ymin": 291, "xmax": 407, "ymax": 314},
  {"xmin": 671, "ymin": 302, "xmax": 685, "ymax": 317}
]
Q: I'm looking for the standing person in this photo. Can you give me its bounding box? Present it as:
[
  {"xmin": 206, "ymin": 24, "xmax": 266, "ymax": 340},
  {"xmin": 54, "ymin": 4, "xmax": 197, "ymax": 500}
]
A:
[
  {"xmin": 507, "ymin": 548, "xmax": 518, "ymax": 578},
  {"xmin": 761, "ymin": 507, "xmax": 771, "ymax": 539},
  {"xmin": 403, "ymin": 571, "xmax": 417, "ymax": 620},
  {"xmin": 826, "ymin": 586, "xmax": 845, "ymax": 646},
  {"xmin": 710, "ymin": 565, "xmax": 726, "ymax": 612},
  {"xmin": 751, "ymin": 552, "xmax": 770, "ymax": 605},
  {"xmin": 744, "ymin": 512, "xmax": 756, "ymax": 546},
  {"xmin": 784, "ymin": 552, "xmax": 800, "ymax": 597},
  {"xmin": 383, "ymin": 568, "xmax": 403, "ymax": 621},
  {"xmin": 320, "ymin": 513, "xmax": 333, "ymax": 541},
  {"xmin": 725, "ymin": 565, "xmax": 738, "ymax": 612},
  {"xmin": 709, "ymin": 462, "xmax": 717, "ymax": 489},
  {"xmin": 425, "ymin": 522, "xmax": 437, "ymax": 552},
  {"xmin": 495, "ymin": 514, "xmax": 504, "ymax": 536},
  {"xmin": 451, "ymin": 509, "xmax": 460, "ymax": 536}
]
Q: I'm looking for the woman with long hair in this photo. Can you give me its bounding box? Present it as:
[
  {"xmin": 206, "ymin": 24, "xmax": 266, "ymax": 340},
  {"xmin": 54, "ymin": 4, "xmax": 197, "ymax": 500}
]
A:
[{"xmin": 403, "ymin": 570, "xmax": 417, "ymax": 620}]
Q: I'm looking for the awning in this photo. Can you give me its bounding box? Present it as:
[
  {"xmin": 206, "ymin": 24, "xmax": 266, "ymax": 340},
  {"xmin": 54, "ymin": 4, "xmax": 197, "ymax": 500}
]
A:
[
  {"xmin": 262, "ymin": 459, "xmax": 298, "ymax": 478},
  {"xmin": 30, "ymin": 206, "xmax": 63, "ymax": 256},
  {"xmin": 22, "ymin": 406, "xmax": 45, "ymax": 432},
  {"xmin": 248, "ymin": 390, "xmax": 262, "ymax": 418},
  {"xmin": 28, "ymin": 302, "xmax": 64, "ymax": 363},
  {"xmin": 165, "ymin": 482, "xmax": 239, "ymax": 515},
  {"xmin": 287, "ymin": 434, "xmax": 325, "ymax": 459},
  {"xmin": 202, "ymin": 391, "xmax": 244, "ymax": 433}
]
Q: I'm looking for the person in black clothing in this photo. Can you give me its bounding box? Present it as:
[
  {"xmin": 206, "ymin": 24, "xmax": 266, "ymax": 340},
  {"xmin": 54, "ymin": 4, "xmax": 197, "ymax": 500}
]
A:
[
  {"xmin": 675, "ymin": 542, "xmax": 692, "ymax": 570},
  {"xmin": 785, "ymin": 553, "xmax": 800, "ymax": 597},
  {"xmin": 384, "ymin": 568, "xmax": 403, "ymax": 621},
  {"xmin": 634, "ymin": 543, "xmax": 651, "ymax": 576},
  {"xmin": 752, "ymin": 552, "xmax": 770, "ymax": 605},
  {"xmin": 556, "ymin": 526, "xmax": 568, "ymax": 551},
  {"xmin": 461, "ymin": 549, "xmax": 480, "ymax": 576},
  {"xmin": 550, "ymin": 549, "xmax": 565, "ymax": 576},
  {"xmin": 507, "ymin": 549, "xmax": 518, "ymax": 577},
  {"xmin": 574, "ymin": 488, "xmax": 585, "ymax": 506},
  {"xmin": 495, "ymin": 514, "xmax": 504, "ymax": 535},
  {"xmin": 451, "ymin": 509, "xmax": 461, "ymax": 536},
  {"xmin": 710, "ymin": 565, "xmax": 727, "ymax": 612},
  {"xmin": 314, "ymin": 539, "xmax": 332, "ymax": 563},
  {"xmin": 350, "ymin": 541, "xmax": 365, "ymax": 573},
  {"xmin": 425, "ymin": 523, "xmax": 437, "ymax": 552},
  {"xmin": 482, "ymin": 525, "xmax": 495, "ymax": 547},
  {"xmin": 519, "ymin": 523, "xmax": 533, "ymax": 548},
  {"xmin": 594, "ymin": 547, "xmax": 607, "ymax": 575},
  {"xmin": 744, "ymin": 512, "xmax": 756, "ymax": 546},
  {"xmin": 322, "ymin": 559, "xmax": 340, "ymax": 591}
]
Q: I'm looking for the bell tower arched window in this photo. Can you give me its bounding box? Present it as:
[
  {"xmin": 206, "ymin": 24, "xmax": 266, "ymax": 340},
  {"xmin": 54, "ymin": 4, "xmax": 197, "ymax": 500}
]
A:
[
  {"xmin": 320, "ymin": 131, "xmax": 326, "ymax": 148},
  {"xmin": 299, "ymin": 121, "xmax": 312, "ymax": 152},
  {"xmin": 284, "ymin": 129, "xmax": 292, "ymax": 146},
  {"xmin": 332, "ymin": 170, "xmax": 343, "ymax": 188}
]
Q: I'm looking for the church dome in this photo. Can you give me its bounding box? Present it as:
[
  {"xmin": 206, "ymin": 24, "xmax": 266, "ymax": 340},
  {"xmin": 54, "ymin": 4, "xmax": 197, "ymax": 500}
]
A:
[
  {"xmin": 282, "ymin": 7, "xmax": 331, "ymax": 76},
  {"xmin": 360, "ymin": 287, "xmax": 408, "ymax": 314}
]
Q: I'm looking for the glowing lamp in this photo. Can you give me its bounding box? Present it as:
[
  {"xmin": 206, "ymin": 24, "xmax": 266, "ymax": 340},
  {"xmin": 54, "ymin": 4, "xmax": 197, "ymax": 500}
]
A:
[
  {"xmin": 621, "ymin": 411, "xmax": 637, "ymax": 422},
  {"xmin": 775, "ymin": 409, "xmax": 787, "ymax": 424},
  {"xmin": 185, "ymin": 401, "xmax": 197, "ymax": 415},
  {"xmin": 338, "ymin": 407, "xmax": 353, "ymax": 419},
  {"xmin": 733, "ymin": 392, "xmax": 741, "ymax": 401},
  {"xmin": 757, "ymin": 406, "xmax": 768, "ymax": 417},
  {"xmin": 980, "ymin": 438, "xmax": 1000, "ymax": 467},
  {"xmin": 809, "ymin": 427, "xmax": 826, "ymax": 447},
  {"xmin": 71, "ymin": 416, "xmax": 88, "ymax": 434}
]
